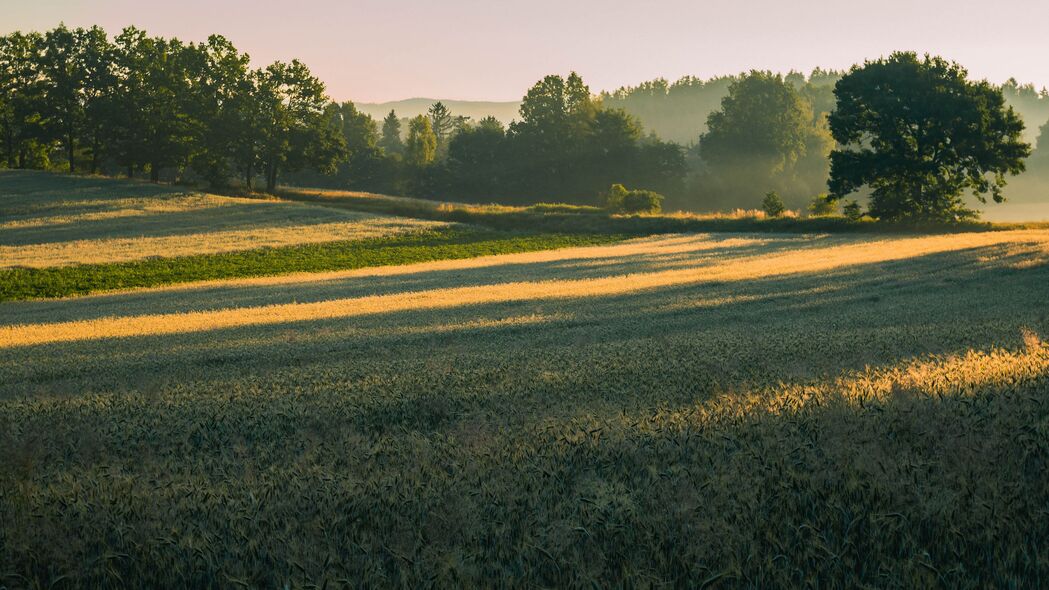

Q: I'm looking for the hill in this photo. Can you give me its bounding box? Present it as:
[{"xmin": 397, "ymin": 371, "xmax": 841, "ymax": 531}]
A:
[
  {"xmin": 354, "ymin": 98, "xmax": 522, "ymax": 125},
  {"xmin": 3, "ymin": 172, "xmax": 1049, "ymax": 586}
]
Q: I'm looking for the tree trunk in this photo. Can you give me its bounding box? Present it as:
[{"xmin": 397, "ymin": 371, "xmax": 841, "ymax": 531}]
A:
[
  {"xmin": 265, "ymin": 161, "xmax": 278, "ymax": 192},
  {"xmin": 150, "ymin": 163, "xmax": 160, "ymax": 183},
  {"xmin": 245, "ymin": 161, "xmax": 253, "ymax": 190},
  {"xmin": 127, "ymin": 164, "xmax": 134, "ymax": 179},
  {"xmin": 67, "ymin": 126, "xmax": 76, "ymax": 174},
  {"xmin": 90, "ymin": 132, "xmax": 100, "ymax": 174},
  {"xmin": 2, "ymin": 122, "xmax": 12, "ymax": 167}
]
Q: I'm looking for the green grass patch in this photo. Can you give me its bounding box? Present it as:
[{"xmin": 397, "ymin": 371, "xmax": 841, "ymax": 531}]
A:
[{"xmin": 0, "ymin": 229, "xmax": 624, "ymax": 301}]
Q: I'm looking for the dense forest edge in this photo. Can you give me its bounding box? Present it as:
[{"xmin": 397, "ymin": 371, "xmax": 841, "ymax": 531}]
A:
[{"xmin": 3, "ymin": 25, "xmax": 1049, "ymax": 222}]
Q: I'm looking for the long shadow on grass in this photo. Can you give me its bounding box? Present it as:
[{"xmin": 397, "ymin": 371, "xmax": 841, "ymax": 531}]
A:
[
  {"xmin": 0, "ymin": 201, "xmax": 384, "ymax": 246},
  {"xmin": 0, "ymin": 233, "xmax": 851, "ymax": 325},
  {"xmin": 2, "ymin": 243, "xmax": 1045, "ymax": 400},
  {"xmin": 0, "ymin": 170, "xmax": 185, "ymax": 214}
]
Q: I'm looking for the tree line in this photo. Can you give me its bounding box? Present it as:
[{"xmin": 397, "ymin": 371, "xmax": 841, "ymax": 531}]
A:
[
  {"xmin": 0, "ymin": 25, "xmax": 341, "ymax": 190},
  {"xmin": 0, "ymin": 25, "xmax": 1038, "ymax": 221},
  {"xmin": 288, "ymin": 73, "xmax": 688, "ymax": 205}
]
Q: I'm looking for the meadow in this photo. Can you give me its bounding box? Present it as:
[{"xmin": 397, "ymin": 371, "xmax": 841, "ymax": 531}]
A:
[
  {"xmin": 0, "ymin": 172, "xmax": 619, "ymax": 300},
  {"xmin": 2, "ymin": 174, "xmax": 1049, "ymax": 587}
]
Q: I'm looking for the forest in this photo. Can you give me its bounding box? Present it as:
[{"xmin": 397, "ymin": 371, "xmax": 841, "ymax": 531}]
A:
[{"xmin": 3, "ymin": 24, "xmax": 1049, "ymax": 216}]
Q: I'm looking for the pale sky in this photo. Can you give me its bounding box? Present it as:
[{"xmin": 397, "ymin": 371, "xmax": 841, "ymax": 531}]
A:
[{"xmin": 5, "ymin": 0, "xmax": 1049, "ymax": 102}]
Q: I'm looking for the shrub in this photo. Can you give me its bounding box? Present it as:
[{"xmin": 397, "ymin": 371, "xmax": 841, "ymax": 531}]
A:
[
  {"xmin": 601, "ymin": 183, "xmax": 629, "ymax": 211},
  {"xmin": 621, "ymin": 190, "xmax": 664, "ymax": 214},
  {"xmin": 808, "ymin": 193, "xmax": 838, "ymax": 217},
  {"xmin": 843, "ymin": 200, "xmax": 864, "ymax": 222},
  {"xmin": 602, "ymin": 184, "xmax": 664, "ymax": 214},
  {"xmin": 762, "ymin": 191, "xmax": 786, "ymax": 217}
]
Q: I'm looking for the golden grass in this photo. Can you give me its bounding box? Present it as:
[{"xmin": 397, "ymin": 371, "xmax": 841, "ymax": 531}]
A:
[
  {"xmin": 3, "ymin": 229, "xmax": 1046, "ymax": 347},
  {"xmin": 4, "ymin": 175, "xmax": 1049, "ymax": 586},
  {"xmin": 0, "ymin": 174, "xmax": 445, "ymax": 268}
]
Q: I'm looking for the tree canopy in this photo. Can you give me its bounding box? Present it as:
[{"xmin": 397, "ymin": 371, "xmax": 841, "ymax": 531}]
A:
[
  {"xmin": 0, "ymin": 25, "xmax": 345, "ymax": 189},
  {"xmin": 696, "ymin": 71, "xmax": 833, "ymax": 209},
  {"xmin": 828, "ymin": 52, "xmax": 1030, "ymax": 221}
]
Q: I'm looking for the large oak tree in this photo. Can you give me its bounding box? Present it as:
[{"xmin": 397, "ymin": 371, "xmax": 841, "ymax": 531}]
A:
[{"xmin": 828, "ymin": 52, "xmax": 1030, "ymax": 221}]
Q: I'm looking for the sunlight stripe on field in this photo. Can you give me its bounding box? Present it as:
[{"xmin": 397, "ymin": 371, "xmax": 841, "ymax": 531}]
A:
[{"xmin": 1, "ymin": 230, "xmax": 1046, "ymax": 348}]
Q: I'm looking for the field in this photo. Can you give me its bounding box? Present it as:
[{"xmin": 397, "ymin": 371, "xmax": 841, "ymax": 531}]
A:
[
  {"xmin": 0, "ymin": 171, "xmax": 449, "ymax": 269},
  {"xmin": 3, "ymin": 173, "xmax": 1049, "ymax": 587}
]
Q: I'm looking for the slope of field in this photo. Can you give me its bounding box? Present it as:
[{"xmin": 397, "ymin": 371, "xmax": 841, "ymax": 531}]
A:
[
  {"xmin": 2, "ymin": 228, "xmax": 1049, "ymax": 586},
  {"xmin": 0, "ymin": 171, "xmax": 446, "ymax": 268}
]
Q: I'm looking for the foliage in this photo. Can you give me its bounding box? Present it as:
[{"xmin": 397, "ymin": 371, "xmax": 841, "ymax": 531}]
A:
[
  {"xmin": 600, "ymin": 183, "xmax": 629, "ymax": 210},
  {"xmin": 696, "ymin": 71, "xmax": 834, "ymax": 210},
  {"xmin": 842, "ymin": 200, "xmax": 863, "ymax": 222},
  {"xmin": 0, "ymin": 25, "xmax": 347, "ymax": 189},
  {"xmin": 405, "ymin": 115, "xmax": 437, "ymax": 167},
  {"xmin": 621, "ymin": 189, "xmax": 664, "ymax": 214},
  {"xmin": 440, "ymin": 73, "xmax": 686, "ymax": 204},
  {"xmin": 601, "ymin": 184, "xmax": 663, "ymax": 214},
  {"xmin": 808, "ymin": 193, "xmax": 838, "ymax": 217},
  {"xmin": 600, "ymin": 70, "xmax": 845, "ymax": 145},
  {"xmin": 379, "ymin": 109, "xmax": 403, "ymax": 155},
  {"xmin": 762, "ymin": 191, "xmax": 786, "ymax": 217},
  {"xmin": 829, "ymin": 52, "xmax": 1031, "ymax": 222}
]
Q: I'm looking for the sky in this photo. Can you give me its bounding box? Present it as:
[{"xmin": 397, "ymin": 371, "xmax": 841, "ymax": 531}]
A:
[{"xmin": 5, "ymin": 0, "xmax": 1049, "ymax": 103}]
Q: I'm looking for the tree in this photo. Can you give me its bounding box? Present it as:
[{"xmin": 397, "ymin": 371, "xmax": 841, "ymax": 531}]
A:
[
  {"xmin": 379, "ymin": 109, "xmax": 403, "ymax": 155},
  {"xmin": 508, "ymin": 72, "xmax": 598, "ymax": 198},
  {"xmin": 331, "ymin": 101, "xmax": 385, "ymax": 187},
  {"xmin": 446, "ymin": 116, "xmax": 506, "ymax": 198},
  {"xmin": 697, "ymin": 71, "xmax": 832, "ymax": 209},
  {"xmin": 762, "ymin": 191, "xmax": 786, "ymax": 217},
  {"xmin": 254, "ymin": 59, "xmax": 345, "ymax": 191},
  {"xmin": 829, "ymin": 52, "xmax": 1030, "ymax": 222},
  {"xmin": 110, "ymin": 27, "xmax": 199, "ymax": 181},
  {"xmin": 405, "ymin": 115, "xmax": 436, "ymax": 167},
  {"xmin": 428, "ymin": 101, "xmax": 455, "ymax": 149},
  {"xmin": 38, "ymin": 24, "xmax": 86, "ymax": 172},
  {"xmin": 186, "ymin": 34, "xmax": 253, "ymax": 187},
  {"xmin": 0, "ymin": 31, "xmax": 49, "ymax": 169},
  {"xmin": 77, "ymin": 26, "xmax": 117, "ymax": 174}
]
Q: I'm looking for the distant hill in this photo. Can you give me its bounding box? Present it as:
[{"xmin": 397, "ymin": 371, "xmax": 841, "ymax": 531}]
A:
[{"xmin": 355, "ymin": 98, "xmax": 521, "ymax": 126}]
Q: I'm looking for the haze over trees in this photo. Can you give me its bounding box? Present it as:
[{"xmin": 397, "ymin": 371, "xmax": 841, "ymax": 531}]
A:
[
  {"xmin": 694, "ymin": 71, "xmax": 834, "ymax": 210},
  {"xmin": 2, "ymin": 24, "xmax": 1046, "ymax": 220}
]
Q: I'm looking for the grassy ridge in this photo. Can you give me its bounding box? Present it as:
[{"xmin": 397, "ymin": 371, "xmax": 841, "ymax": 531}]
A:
[{"xmin": 0, "ymin": 229, "xmax": 622, "ymax": 301}]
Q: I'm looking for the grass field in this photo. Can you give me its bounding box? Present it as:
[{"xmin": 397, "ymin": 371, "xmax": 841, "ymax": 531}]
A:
[
  {"xmin": 279, "ymin": 185, "xmax": 1049, "ymax": 235},
  {"xmin": 0, "ymin": 172, "xmax": 450, "ymax": 269},
  {"xmin": 0, "ymin": 172, "xmax": 622, "ymax": 299},
  {"xmin": 2, "ymin": 176, "xmax": 1049, "ymax": 588}
]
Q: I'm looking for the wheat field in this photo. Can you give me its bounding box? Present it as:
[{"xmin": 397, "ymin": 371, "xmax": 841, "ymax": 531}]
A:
[
  {"xmin": 0, "ymin": 171, "xmax": 445, "ymax": 268},
  {"xmin": 2, "ymin": 211, "xmax": 1049, "ymax": 586}
]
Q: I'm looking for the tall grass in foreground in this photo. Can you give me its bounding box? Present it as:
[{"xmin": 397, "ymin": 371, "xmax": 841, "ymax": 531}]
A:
[
  {"xmin": 2, "ymin": 229, "xmax": 1048, "ymax": 586},
  {"xmin": 2, "ymin": 342, "xmax": 1046, "ymax": 587}
]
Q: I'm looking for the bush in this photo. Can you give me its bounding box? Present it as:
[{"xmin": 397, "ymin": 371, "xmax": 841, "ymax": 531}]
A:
[
  {"xmin": 621, "ymin": 190, "xmax": 664, "ymax": 214},
  {"xmin": 601, "ymin": 183, "xmax": 629, "ymax": 211},
  {"xmin": 843, "ymin": 200, "xmax": 864, "ymax": 222},
  {"xmin": 808, "ymin": 193, "xmax": 838, "ymax": 217},
  {"xmin": 762, "ymin": 191, "xmax": 786, "ymax": 217},
  {"xmin": 602, "ymin": 184, "xmax": 663, "ymax": 214}
]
